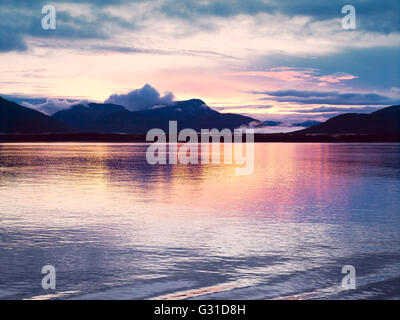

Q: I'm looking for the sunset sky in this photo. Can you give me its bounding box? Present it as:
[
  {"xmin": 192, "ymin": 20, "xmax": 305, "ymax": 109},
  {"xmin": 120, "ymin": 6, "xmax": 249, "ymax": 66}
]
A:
[{"xmin": 1, "ymin": 0, "xmax": 399, "ymax": 122}]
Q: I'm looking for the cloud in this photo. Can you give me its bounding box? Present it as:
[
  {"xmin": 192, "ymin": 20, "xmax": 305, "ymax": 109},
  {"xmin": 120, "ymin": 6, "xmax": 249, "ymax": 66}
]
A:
[
  {"xmin": 1, "ymin": 0, "xmax": 399, "ymax": 54},
  {"xmin": 252, "ymin": 126, "xmax": 304, "ymax": 134},
  {"xmin": 254, "ymin": 89, "xmax": 400, "ymax": 105},
  {"xmin": 213, "ymin": 105, "xmax": 273, "ymax": 111},
  {"xmin": 228, "ymin": 68, "xmax": 358, "ymax": 85},
  {"xmin": 0, "ymin": 1, "xmax": 131, "ymax": 52},
  {"xmin": 252, "ymin": 47, "xmax": 400, "ymax": 90},
  {"xmin": 293, "ymin": 106, "xmax": 383, "ymax": 113},
  {"xmin": 238, "ymin": 120, "xmax": 303, "ymax": 133},
  {"xmin": 318, "ymin": 72, "xmax": 359, "ymax": 84},
  {"xmin": 86, "ymin": 45, "xmax": 237, "ymax": 59},
  {"xmin": 160, "ymin": 0, "xmax": 400, "ymax": 33},
  {"xmin": 21, "ymin": 98, "xmax": 85, "ymax": 115},
  {"xmin": 0, "ymin": 29, "xmax": 27, "ymax": 52},
  {"xmin": 105, "ymin": 84, "xmax": 174, "ymax": 111},
  {"xmin": 9, "ymin": 84, "xmax": 175, "ymax": 114}
]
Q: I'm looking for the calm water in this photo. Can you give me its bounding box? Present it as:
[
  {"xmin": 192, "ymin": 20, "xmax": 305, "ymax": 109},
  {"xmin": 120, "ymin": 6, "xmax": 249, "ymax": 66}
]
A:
[{"xmin": 0, "ymin": 143, "xmax": 399, "ymax": 300}]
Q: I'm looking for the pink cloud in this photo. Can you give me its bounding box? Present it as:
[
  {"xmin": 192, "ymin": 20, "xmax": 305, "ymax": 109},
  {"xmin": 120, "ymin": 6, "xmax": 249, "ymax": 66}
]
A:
[
  {"xmin": 318, "ymin": 72, "xmax": 358, "ymax": 83},
  {"xmin": 226, "ymin": 68, "xmax": 358, "ymax": 85}
]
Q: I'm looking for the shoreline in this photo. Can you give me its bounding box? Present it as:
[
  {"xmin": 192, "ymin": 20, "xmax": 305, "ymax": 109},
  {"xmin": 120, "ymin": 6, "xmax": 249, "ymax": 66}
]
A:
[{"xmin": 0, "ymin": 133, "xmax": 399, "ymax": 143}]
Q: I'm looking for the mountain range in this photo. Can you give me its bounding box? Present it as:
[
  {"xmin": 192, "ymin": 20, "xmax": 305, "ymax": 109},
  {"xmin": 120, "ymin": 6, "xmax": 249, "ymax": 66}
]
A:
[
  {"xmin": 1, "ymin": 97, "xmax": 257, "ymax": 134},
  {"xmin": 1, "ymin": 95, "xmax": 400, "ymax": 136},
  {"xmin": 52, "ymin": 99, "xmax": 259, "ymax": 133},
  {"xmin": 299, "ymin": 105, "xmax": 400, "ymax": 135},
  {"xmin": 291, "ymin": 120, "xmax": 322, "ymax": 128}
]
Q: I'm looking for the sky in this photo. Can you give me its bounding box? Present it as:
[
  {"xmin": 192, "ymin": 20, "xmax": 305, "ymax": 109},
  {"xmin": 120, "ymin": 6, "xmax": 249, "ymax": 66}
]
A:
[{"xmin": 0, "ymin": 0, "xmax": 399, "ymax": 123}]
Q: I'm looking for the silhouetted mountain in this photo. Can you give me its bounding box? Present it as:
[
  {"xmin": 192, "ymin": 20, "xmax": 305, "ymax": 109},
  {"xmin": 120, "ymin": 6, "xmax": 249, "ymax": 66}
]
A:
[
  {"xmin": 52, "ymin": 103, "xmax": 127, "ymax": 131},
  {"xmin": 0, "ymin": 97, "xmax": 69, "ymax": 133},
  {"xmin": 292, "ymin": 120, "xmax": 321, "ymax": 128},
  {"xmin": 53, "ymin": 99, "xmax": 258, "ymax": 133},
  {"xmin": 136, "ymin": 99, "xmax": 215, "ymax": 120},
  {"xmin": 261, "ymin": 121, "xmax": 282, "ymax": 126},
  {"xmin": 298, "ymin": 105, "xmax": 400, "ymax": 134}
]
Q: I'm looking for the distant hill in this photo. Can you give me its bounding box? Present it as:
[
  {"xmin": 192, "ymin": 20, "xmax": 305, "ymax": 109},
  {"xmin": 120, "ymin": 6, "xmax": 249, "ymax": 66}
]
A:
[
  {"xmin": 261, "ymin": 121, "xmax": 282, "ymax": 127},
  {"xmin": 0, "ymin": 96, "xmax": 69, "ymax": 133},
  {"xmin": 52, "ymin": 103, "xmax": 127, "ymax": 132},
  {"xmin": 292, "ymin": 120, "xmax": 322, "ymax": 128},
  {"xmin": 298, "ymin": 105, "xmax": 400, "ymax": 134},
  {"xmin": 53, "ymin": 99, "xmax": 258, "ymax": 133}
]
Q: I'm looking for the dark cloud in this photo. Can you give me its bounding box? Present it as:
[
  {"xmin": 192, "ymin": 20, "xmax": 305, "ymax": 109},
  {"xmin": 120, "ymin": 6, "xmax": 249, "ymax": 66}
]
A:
[
  {"xmin": 0, "ymin": 0, "xmax": 130, "ymax": 7},
  {"xmin": 255, "ymin": 89, "xmax": 400, "ymax": 106},
  {"xmin": 88, "ymin": 45, "xmax": 237, "ymax": 59},
  {"xmin": 213, "ymin": 105, "xmax": 273, "ymax": 111},
  {"xmin": 160, "ymin": 0, "xmax": 400, "ymax": 33},
  {"xmin": 0, "ymin": 0, "xmax": 135, "ymax": 52},
  {"xmin": 105, "ymin": 84, "xmax": 175, "ymax": 111},
  {"xmin": 0, "ymin": 0, "xmax": 399, "ymax": 52},
  {"xmin": 160, "ymin": 0, "xmax": 272, "ymax": 19},
  {"xmin": 258, "ymin": 90, "xmax": 335, "ymax": 98},
  {"xmin": 293, "ymin": 106, "xmax": 382, "ymax": 113},
  {"xmin": 0, "ymin": 29, "xmax": 27, "ymax": 52}
]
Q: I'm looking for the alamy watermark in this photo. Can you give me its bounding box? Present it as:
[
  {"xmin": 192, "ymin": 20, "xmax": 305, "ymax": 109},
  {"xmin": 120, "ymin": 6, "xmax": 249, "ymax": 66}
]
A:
[
  {"xmin": 145, "ymin": 121, "xmax": 255, "ymax": 176},
  {"xmin": 341, "ymin": 265, "xmax": 356, "ymax": 290},
  {"xmin": 41, "ymin": 5, "xmax": 56, "ymax": 30},
  {"xmin": 41, "ymin": 265, "xmax": 56, "ymax": 290},
  {"xmin": 341, "ymin": 5, "xmax": 356, "ymax": 30}
]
